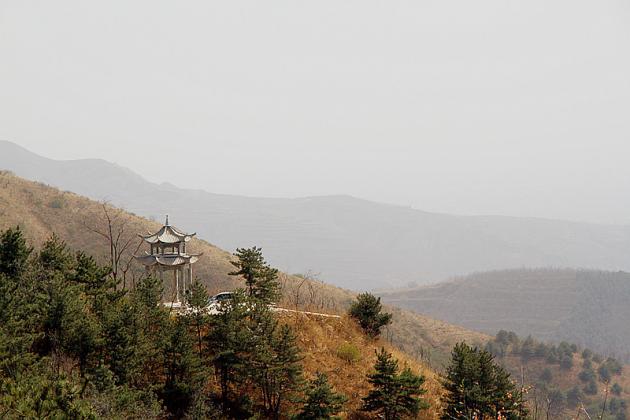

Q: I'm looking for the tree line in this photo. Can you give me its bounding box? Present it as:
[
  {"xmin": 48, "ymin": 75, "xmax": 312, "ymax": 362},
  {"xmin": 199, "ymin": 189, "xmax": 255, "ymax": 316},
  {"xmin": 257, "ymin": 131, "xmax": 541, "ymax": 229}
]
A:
[{"xmin": 1, "ymin": 225, "xmax": 534, "ymax": 419}]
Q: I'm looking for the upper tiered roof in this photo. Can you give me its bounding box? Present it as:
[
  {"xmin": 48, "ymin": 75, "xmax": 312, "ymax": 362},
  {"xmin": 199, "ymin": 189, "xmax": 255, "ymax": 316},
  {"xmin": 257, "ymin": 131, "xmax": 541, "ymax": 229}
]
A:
[{"xmin": 140, "ymin": 215, "xmax": 196, "ymax": 244}]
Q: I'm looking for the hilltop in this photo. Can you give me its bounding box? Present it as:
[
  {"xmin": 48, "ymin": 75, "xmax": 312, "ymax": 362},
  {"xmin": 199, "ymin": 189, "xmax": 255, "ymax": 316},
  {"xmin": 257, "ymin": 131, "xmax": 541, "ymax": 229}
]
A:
[
  {"xmin": 380, "ymin": 268, "xmax": 630, "ymax": 361},
  {"xmin": 3, "ymin": 140, "xmax": 630, "ymax": 290}
]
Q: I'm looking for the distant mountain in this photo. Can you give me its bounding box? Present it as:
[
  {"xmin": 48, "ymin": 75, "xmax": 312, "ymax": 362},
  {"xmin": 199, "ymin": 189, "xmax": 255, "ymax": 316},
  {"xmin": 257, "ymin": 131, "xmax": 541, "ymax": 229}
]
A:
[
  {"xmin": 4, "ymin": 171, "xmax": 630, "ymax": 417},
  {"xmin": 2, "ymin": 140, "xmax": 630, "ymax": 290},
  {"xmin": 0, "ymin": 170, "xmax": 486, "ymax": 368},
  {"xmin": 379, "ymin": 268, "xmax": 630, "ymax": 360}
]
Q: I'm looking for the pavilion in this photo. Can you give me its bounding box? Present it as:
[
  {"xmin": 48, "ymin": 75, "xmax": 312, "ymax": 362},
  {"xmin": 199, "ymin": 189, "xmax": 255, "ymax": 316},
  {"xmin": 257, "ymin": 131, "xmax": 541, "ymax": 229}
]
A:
[{"xmin": 135, "ymin": 216, "xmax": 201, "ymax": 304}]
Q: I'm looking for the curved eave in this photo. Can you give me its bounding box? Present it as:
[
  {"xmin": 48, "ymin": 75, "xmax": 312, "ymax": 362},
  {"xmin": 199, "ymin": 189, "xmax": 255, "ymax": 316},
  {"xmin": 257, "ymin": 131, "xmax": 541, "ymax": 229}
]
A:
[
  {"xmin": 134, "ymin": 253, "xmax": 202, "ymax": 267},
  {"xmin": 139, "ymin": 225, "xmax": 197, "ymax": 244}
]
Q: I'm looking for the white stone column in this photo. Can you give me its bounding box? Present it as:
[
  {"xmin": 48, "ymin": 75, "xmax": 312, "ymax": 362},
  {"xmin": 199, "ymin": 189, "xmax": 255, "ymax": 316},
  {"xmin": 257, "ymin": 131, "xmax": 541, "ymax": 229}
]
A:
[{"xmin": 175, "ymin": 270, "xmax": 180, "ymax": 303}]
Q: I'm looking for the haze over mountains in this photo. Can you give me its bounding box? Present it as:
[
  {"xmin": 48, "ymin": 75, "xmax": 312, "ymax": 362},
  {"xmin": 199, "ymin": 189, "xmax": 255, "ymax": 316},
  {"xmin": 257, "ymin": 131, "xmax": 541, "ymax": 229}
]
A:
[
  {"xmin": 2, "ymin": 140, "xmax": 630, "ymax": 290},
  {"xmin": 380, "ymin": 268, "xmax": 630, "ymax": 360}
]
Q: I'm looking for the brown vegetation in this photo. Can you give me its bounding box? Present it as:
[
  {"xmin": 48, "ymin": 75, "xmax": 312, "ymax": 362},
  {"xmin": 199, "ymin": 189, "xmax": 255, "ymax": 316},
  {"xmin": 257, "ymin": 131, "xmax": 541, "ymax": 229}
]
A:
[{"xmin": 0, "ymin": 171, "xmax": 485, "ymax": 366}]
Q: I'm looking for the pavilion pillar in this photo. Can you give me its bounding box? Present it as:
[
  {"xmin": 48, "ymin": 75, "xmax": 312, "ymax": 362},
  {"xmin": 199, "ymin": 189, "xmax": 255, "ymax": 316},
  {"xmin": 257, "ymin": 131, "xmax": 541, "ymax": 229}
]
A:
[{"xmin": 175, "ymin": 270, "xmax": 180, "ymax": 303}]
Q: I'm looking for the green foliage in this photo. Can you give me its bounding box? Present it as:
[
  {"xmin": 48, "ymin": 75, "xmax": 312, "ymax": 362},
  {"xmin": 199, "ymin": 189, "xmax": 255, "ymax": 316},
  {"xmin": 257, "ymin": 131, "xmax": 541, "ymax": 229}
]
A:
[
  {"xmin": 599, "ymin": 364, "xmax": 613, "ymax": 383},
  {"xmin": 0, "ymin": 227, "xmax": 321, "ymax": 418},
  {"xmin": 579, "ymin": 368, "xmax": 596, "ymax": 383},
  {"xmin": 486, "ymin": 329, "xmax": 601, "ymax": 381},
  {"xmin": 293, "ymin": 372, "xmax": 347, "ymax": 420},
  {"xmin": 584, "ymin": 379, "xmax": 598, "ymax": 395},
  {"xmin": 49, "ymin": 197, "xmax": 65, "ymax": 209},
  {"xmin": 547, "ymin": 389, "xmax": 566, "ymax": 416},
  {"xmin": 567, "ymin": 386, "xmax": 585, "ymax": 408},
  {"xmin": 229, "ymin": 247, "xmax": 280, "ymax": 304},
  {"xmin": 0, "ymin": 229, "xmax": 173, "ymax": 417},
  {"xmin": 0, "ymin": 226, "xmax": 32, "ymax": 279},
  {"xmin": 612, "ymin": 383, "xmax": 623, "ymax": 396},
  {"xmin": 361, "ymin": 348, "xmax": 428, "ymax": 420},
  {"xmin": 348, "ymin": 293, "xmax": 392, "ymax": 338},
  {"xmin": 185, "ymin": 281, "xmax": 210, "ymax": 356},
  {"xmin": 560, "ymin": 354, "xmax": 574, "ymax": 370},
  {"xmin": 540, "ymin": 367, "xmax": 553, "ymax": 384},
  {"xmin": 336, "ymin": 342, "xmax": 361, "ymax": 364},
  {"xmin": 249, "ymin": 310, "xmax": 304, "ymax": 418},
  {"xmin": 206, "ymin": 289, "xmax": 251, "ymax": 410},
  {"xmin": 603, "ymin": 358, "xmax": 623, "ymax": 376},
  {"xmin": 441, "ymin": 342, "xmax": 528, "ymax": 420},
  {"xmin": 161, "ymin": 317, "xmax": 207, "ymax": 417}
]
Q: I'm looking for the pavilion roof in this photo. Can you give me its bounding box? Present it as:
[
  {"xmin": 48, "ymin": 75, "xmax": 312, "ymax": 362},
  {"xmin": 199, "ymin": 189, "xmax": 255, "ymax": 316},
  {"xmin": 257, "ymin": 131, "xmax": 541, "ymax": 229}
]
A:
[
  {"xmin": 134, "ymin": 253, "xmax": 201, "ymax": 267},
  {"xmin": 140, "ymin": 216, "xmax": 196, "ymax": 244}
]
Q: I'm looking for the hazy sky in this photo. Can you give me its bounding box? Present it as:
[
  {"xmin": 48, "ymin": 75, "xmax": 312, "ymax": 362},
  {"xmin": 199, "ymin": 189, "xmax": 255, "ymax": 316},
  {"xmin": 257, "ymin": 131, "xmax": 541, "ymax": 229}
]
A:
[{"xmin": 1, "ymin": 1, "xmax": 629, "ymax": 224}]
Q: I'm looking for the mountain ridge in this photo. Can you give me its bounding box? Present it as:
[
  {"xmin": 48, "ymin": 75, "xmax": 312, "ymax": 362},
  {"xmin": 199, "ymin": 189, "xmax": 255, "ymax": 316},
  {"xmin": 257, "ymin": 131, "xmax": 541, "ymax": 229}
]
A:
[
  {"xmin": 379, "ymin": 267, "xmax": 630, "ymax": 361},
  {"xmin": 0, "ymin": 170, "xmax": 487, "ymax": 367},
  {"xmin": 2, "ymin": 140, "xmax": 630, "ymax": 290}
]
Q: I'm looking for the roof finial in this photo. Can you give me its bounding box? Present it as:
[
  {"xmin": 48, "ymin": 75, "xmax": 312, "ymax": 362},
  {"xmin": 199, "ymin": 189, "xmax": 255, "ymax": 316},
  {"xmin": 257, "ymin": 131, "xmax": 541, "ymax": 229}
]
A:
[{"xmin": 165, "ymin": 214, "xmax": 169, "ymax": 226}]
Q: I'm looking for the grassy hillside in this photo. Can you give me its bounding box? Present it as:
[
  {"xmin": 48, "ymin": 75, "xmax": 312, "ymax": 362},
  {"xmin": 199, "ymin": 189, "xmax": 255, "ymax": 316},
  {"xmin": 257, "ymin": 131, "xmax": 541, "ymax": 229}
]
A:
[
  {"xmin": 4, "ymin": 140, "xmax": 630, "ymax": 290},
  {"xmin": 281, "ymin": 313, "xmax": 444, "ymax": 418},
  {"xmin": 485, "ymin": 331, "xmax": 630, "ymax": 419},
  {"xmin": 0, "ymin": 171, "xmax": 484, "ymax": 369},
  {"xmin": 4, "ymin": 171, "xmax": 630, "ymax": 418},
  {"xmin": 380, "ymin": 268, "xmax": 630, "ymax": 362}
]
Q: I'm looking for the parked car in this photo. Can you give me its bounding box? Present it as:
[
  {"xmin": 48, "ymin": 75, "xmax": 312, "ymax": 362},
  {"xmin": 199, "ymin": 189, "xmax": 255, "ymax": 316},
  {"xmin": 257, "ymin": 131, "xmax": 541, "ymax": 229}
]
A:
[{"xmin": 206, "ymin": 291, "xmax": 235, "ymax": 314}]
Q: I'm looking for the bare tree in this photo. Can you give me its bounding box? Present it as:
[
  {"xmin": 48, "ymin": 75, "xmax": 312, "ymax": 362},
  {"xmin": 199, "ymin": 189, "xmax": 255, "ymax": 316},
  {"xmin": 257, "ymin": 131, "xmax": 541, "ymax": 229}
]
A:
[
  {"xmin": 84, "ymin": 202, "xmax": 142, "ymax": 290},
  {"xmin": 287, "ymin": 270, "xmax": 319, "ymax": 311},
  {"xmin": 598, "ymin": 382, "xmax": 609, "ymax": 420}
]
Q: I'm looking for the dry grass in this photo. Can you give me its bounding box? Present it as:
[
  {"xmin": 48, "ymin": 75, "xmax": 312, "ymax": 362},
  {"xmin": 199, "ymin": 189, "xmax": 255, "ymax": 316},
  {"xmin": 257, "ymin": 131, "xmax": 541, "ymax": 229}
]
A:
[
  {"xmin": 4, "ymin": 172, "xmax": 629, "ymax": 417},
  {"xmin": 0, "ymin": 171, "xmax": 456, "ymax": 416},
  {"xmin": 280, "ymin": 313, "xmax": 444, "ymax": 419},
  {"xmin": 0, "ymin": 171, "xmax": 484, "ymax": 364}
]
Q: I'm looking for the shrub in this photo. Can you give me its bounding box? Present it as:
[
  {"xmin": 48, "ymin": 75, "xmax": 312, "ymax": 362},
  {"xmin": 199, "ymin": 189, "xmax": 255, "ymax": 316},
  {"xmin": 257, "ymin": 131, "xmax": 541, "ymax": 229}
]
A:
[
  {"xmin": 604, "ymin": 358, "xmax": 623, "ymax": 375},
  {"xmin": 442, "ymin": 343, "xmax": 528, "ymax": 419},
  {"xmin": 560, "ymin": 355, "xmax": 574, "ymax": 370},
  {"xmin": 362, "ymin": 348, "xmax": 428, "ymax": 419},
  {"xmin": 567, "ymin": 386, "xmax": 584, "ymax": 408},
  {"xmin": 336, "ymin": 342, "xmax": 360, "ymax": 364},
  {"xmin": 612, "ymin": 383, "xmax": 623, "ymax": 396},
  {"xmin": 348, "ymin": 293, "xmax": 392, "ymax": 338},
  {"xmin": 540, "ymin": 368, "xmax": 553, "ymax": 383},
  {"xmin": 584, "ymin": 380, "xmax": 598, "ymax": 395},
  {"xmin": 294, "ymin": 372, "xmax": 347, "ymax": 420},
  {"xmin": 578, "ymin": 369, "xmax": 596, "ymax": 383},
  {"xmin": 49, "ymin": 197, "xmax": 65, "ymax": 209},
  {"xmin": 599, "ymin": 365, "xmax": 612, "ymax": 383}
]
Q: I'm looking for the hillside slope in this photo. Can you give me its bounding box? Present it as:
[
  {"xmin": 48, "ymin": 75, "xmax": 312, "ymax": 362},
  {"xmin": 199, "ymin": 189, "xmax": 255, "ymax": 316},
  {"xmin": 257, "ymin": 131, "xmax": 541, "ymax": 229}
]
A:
[
  {"xmin": 281, "ymin": 313, "xmax": 443, "ymax": 418},
  {"xmin": 380, "ymin": 268, "xmax": 630, "ymax": 361},
  {"xmin": 3, "ymin": 140, "xmax": 630, "ymax": 290},
  {"xmin": 0, "ymin": 171, "xmax": 485, "ymax": 368},
  {"xmin": 4, "ymin": 171, "xmax": 630, "ymax": 418}
]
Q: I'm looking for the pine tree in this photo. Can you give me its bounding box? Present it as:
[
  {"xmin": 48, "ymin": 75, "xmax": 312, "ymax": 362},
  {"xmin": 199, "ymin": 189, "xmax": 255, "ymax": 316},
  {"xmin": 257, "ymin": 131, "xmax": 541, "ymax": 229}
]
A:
[
  {"xmin": 206, "ymin": 290, "xmax": 251, "ymax": 411},
  {"xmin": 0, "ymin": 226, "xmax": 33, "ymax": 279},
  {"xmin": 229, "ymin": 247, "xmax": 280, "ymax": 304},
  {"xmin": 348, "ymin": 293, "xmax": 392, "ymax": 338},
  {"xmin": 294, "ymin": 372, "xmax": 347, "ymax": 420},
  {"xmin": 247, "ymin": 305, "xmax": 304, "ymax": 419},
  {"xmin": 361, "ymin": 348, "xmax": 428, "ymax": 420},
  {"xmin": 162, "ymin": 317, "xmax": 207, "ymax": 417},
  {"xmin": 185, "ymin": 281, "xmax": 210, "ymax": 356},
  {"xmin": 441, "ymin": 342, "xmax": 528, "ymax": 420}
]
